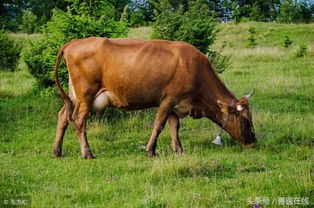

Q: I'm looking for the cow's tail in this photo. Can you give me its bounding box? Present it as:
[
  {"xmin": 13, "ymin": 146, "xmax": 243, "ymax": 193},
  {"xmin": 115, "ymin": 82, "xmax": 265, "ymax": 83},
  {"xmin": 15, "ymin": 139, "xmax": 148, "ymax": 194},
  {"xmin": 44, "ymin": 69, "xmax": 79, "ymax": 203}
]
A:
[{"xmin": 54, "ymin": 43, "xmax": 73, "ymax": 121}]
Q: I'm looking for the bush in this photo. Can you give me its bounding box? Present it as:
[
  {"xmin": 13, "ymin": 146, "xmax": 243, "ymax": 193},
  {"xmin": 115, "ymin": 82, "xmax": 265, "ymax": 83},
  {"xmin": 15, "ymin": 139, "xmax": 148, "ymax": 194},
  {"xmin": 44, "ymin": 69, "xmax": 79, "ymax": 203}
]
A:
[
  {"xmin": 284, "ymin": 36, "xmax": 292, "ymax": 48},
  {"xmin": 24, "ymin": 0, "xmax": 128, "ymax": 87},
  {"xmin": 247, "ymin": 26, "xmax": 257, "ymax": 48},
  {"xmin": 130, "ymin": 10, "xmax": 146, "ymax": 27},
  {"xmin": 0, "ymin": 30, "xmax": 21, "ymax": 71},
  {"xmin": 20, "ymin": 10, "xmax": 38, "ymax": 34},
  {"xmin": 153, "ymin": 0, "xmax": 229, "ymax": 73},
  {"xmin": 296, "ymin": 44, "xmax": 307, "ymax": 57}
]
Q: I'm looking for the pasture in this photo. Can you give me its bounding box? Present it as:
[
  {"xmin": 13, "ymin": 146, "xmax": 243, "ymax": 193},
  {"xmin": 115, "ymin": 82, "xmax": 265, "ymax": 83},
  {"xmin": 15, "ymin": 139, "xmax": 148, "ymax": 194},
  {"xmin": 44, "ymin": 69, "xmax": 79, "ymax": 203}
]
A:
[{"xmin": 0, "ymin": 22, "xmax": 313, "ymax": 207}]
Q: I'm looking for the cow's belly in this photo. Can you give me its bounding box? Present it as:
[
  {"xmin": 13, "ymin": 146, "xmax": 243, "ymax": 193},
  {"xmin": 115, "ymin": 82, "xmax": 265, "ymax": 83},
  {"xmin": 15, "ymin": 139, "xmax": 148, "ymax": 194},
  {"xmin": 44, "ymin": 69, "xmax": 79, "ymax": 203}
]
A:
[{"xmin": 102, "ymin": 67, "xmax": 176, "ymax": 109}]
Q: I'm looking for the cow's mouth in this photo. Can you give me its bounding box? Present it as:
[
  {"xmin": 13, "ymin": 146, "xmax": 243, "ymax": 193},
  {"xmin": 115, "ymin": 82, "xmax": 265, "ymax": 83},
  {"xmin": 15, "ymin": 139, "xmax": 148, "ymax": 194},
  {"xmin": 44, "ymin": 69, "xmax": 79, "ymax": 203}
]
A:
[{"xmin": 241, "ymin": 119, "xmax": 256, "ymax": 146}]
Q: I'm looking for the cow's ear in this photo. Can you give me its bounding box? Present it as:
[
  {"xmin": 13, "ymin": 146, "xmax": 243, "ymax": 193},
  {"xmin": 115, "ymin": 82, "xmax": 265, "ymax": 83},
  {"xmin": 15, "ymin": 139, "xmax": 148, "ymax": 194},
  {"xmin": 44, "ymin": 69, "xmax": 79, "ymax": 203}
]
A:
[{"xmin": 217, "ymin": 100, "xmax": 229, "ymax": 114}]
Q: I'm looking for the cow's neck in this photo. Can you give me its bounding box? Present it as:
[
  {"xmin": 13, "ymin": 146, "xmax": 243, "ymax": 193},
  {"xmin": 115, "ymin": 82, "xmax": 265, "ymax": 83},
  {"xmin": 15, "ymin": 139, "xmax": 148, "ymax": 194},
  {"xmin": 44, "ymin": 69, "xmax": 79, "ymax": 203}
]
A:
[{"xmin": 202, "ymin": 69, "xmax": 236, "ymax": 126}]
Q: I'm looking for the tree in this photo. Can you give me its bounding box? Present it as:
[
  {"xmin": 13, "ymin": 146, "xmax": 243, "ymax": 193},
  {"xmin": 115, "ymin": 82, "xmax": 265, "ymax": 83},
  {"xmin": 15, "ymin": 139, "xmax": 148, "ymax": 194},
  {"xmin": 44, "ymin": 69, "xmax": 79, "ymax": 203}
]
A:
[
  {"xmin": 0, "ymin": 0, "xmax": 71, "ymax": 32},
  {"xmin": 120, "ymin": 4, "xmax": 129, "ymax": 22},
  {"xmin": 250, "ymin": 2, "xmax": 262, "ymax": 21},
  {"xmin": 0, "ymin": 0, "xmax": 26, "ymax": 31},
  {"xmin": 24, "ymin": 0, "xmax": 128, "ymax": 87},
  {"xmin": 20, "ymin": 10, "xmax": 38, "ymax": 34},
  {"xmin": 130, "ymin": 10, "xmax": 146, "ymax": 27},
  {"xmin": 0, "ymin": 30, "xmax": 21, "ymax": 71},
  {"xmin": 294, "ymin": 1, "xmax": 313, "ymax": 23},
  {"xmin": 124, "ymin": 0, "xmax": 155, "ymax": 26},
  {"xmin": 153, "ymin": 0, "xmax": 216, "ymax": 53},
  {"xmin": 109, "ymin": 0, "xmax": 131, "ymax": 20},
  {"xmin": 277, "ymin": 0, "xmax": 313, "ymax": 23},
  {"xmin": 232, "ymin": 0, "xmax": 281, "ymax": 22},
  {"xmin": 153, "ymin": 0, "xmax": 229, "ymax": 73},
  {"xmin": 28, "ymin": 0, "xmax": 71, "ymax": 25},
  {"xmin": 277, "ymin": 0, "xmax": 295, "ymax": 23}
]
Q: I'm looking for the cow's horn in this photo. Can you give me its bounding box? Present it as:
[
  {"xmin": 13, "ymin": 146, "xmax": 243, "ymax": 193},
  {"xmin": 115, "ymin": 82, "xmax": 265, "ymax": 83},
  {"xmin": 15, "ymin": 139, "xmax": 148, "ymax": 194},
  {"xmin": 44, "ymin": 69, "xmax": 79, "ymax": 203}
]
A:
[{"xmin": 245, "ymin": 89, "xmax": 255, "ymax": 99}]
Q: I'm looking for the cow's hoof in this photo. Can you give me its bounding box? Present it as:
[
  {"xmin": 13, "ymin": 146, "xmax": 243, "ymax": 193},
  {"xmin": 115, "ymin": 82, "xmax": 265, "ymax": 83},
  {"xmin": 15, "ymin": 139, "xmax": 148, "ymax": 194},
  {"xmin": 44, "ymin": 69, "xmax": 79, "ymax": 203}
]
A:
[
  {"xmin": 175, "ymin": 148, "xmax": 184, "ymax": 155},
  {"xmin": 84, "ymin": 155, "xmax": 94, "ymax": 159},
  {"xmin": 53, "ymin": 149, "xmax": 62, "ymax": 157},
  {"xmin": 147, "ymin": 150, "xmax": 156, "ymax": 157},
  {"xmin": 83, "ymin": 152, "xmax": 94, "ymax": 159}
]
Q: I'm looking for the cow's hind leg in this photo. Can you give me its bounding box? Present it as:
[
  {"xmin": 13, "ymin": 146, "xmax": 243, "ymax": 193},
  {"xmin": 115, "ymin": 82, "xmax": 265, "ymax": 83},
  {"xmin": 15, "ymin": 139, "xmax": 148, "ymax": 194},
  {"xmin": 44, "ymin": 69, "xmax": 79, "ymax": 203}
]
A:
[
  {"xmin": 146, "ymin": 99, "xmax": 173, "ymax": 157},
  {"xmin": 53, "ymin": 104, "xmax": 68, "ymax": 157},
  {"xmin": 167, "ymin": 113, "xmax": 183, "ymax": 154},
  {"xmin": 72, "ymin": 101, "xmax": 94, "ymax": 159}
]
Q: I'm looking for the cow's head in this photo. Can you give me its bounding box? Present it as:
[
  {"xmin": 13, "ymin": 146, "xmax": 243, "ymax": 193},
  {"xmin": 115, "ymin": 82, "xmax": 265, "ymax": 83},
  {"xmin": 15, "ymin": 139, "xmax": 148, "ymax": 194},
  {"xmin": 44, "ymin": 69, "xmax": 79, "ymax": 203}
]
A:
[{"xmin": 217, "ymin": 90, "xmax": 256, "ymax": 147}]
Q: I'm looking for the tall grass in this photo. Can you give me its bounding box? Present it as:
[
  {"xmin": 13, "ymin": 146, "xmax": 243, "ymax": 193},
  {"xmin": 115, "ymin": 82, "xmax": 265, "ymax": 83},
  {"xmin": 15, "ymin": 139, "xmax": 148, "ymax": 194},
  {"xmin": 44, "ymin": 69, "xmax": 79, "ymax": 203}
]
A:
[{"xmin": 126, "ymin": 27, "xmax": 153, "ymax": 40}]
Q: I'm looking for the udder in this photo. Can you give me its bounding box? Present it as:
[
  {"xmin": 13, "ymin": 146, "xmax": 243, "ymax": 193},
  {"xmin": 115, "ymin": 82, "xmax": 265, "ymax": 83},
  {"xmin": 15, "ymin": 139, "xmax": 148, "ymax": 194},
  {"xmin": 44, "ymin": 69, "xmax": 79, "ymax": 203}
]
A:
[{"xmin": 92, "ymin": 89, "xmax": 112, "ymax": 111}]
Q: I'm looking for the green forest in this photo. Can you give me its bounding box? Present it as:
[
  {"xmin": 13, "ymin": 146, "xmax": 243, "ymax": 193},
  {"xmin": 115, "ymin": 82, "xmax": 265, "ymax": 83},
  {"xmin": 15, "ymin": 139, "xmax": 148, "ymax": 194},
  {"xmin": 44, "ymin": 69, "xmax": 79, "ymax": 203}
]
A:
[{"xmin": 1, "ymin": 0, "xmax": 314, "ymax": 33}]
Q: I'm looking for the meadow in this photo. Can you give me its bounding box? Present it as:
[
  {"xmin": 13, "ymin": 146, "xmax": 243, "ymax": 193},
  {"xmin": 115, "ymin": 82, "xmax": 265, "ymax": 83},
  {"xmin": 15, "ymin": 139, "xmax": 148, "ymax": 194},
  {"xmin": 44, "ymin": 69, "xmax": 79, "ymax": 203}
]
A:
[{"xmin": 0, "ymin": 22, "xmax": 313, "ymax": 207}]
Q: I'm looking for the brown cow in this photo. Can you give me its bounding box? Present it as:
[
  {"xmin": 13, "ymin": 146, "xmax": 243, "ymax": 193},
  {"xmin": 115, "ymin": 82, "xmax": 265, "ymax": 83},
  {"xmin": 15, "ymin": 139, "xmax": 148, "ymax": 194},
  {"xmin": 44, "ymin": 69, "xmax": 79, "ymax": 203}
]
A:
[{"xmin": 53, "ymin": 37, "xmax": 256, "ymax": 159}]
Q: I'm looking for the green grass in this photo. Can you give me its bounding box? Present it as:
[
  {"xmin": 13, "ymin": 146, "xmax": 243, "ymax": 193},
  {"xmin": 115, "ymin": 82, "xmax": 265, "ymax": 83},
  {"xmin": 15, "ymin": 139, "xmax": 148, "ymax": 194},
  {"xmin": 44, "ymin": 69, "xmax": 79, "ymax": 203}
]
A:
[
  {"xmin": 0, "ymin": 22, "xmax": 313, "ymax": 207},
  {"xmin": 9, "ymin": 33, "xmax": 42, "ymax": 40},
  {"xmin": 213, "ymin": 22, "xmax": 314, "ymax": 49},
  {"xmin": 127, "ymin": 27, "xmax": 153, "ymax": 40}
]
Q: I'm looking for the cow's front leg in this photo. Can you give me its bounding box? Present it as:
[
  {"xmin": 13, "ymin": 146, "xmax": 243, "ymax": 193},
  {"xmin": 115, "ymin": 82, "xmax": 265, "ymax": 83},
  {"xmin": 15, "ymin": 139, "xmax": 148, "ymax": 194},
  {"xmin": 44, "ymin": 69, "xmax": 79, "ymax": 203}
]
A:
[
  {"xmin": 53, "ymin": 104, "xmax": 68, "ymax": 157},
  {"xmin": 146, "ymin": 99, "xmax": 173, "ymax": 157},
  {"xmin": 167, "ymin": 112, "xmax": 183, "ymax": 154},
  {"xmin": 73, "ymin": 101, "xmax": 94, "ymax": 159}
]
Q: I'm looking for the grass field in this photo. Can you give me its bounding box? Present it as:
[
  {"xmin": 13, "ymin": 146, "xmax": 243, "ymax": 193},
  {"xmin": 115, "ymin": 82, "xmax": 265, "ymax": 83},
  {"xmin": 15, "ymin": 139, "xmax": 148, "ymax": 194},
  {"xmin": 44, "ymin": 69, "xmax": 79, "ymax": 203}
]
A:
[{"xmin": 0, "ymin": 22, "xmax": 313, "ymax": 207}]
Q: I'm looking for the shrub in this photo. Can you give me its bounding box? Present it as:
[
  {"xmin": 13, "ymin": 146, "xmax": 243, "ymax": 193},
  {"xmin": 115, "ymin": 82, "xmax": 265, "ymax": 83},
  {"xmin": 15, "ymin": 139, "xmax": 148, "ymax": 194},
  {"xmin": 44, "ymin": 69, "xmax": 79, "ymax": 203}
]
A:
[
  {"xmin": 20, "ymin": 10, "xmax": 38, "ymax": 34},
  {"xmin": 296, "ymin": 44, "xmax": 307, "ymax": 57},
  {"xmin": 283, "ymin": 36, "xmax": 292, "ymax": 48},
  {"xmin": 0, "ymin": 30, "xmax": 21, "ymax": 71},
  {"xmin": 231, "ymin": 2, "xmax": 241, "ymax": 24},
  {"xmin": 248, "ymin": 26, "xmax": 257, "ymax": 48},
  {"xmin": 153, "ymin": 0, "xmax": 229, "ymax": 73},
  {"xmin": 130, "ymin": 10, "xmax": 146, "ymax": 27},
  {"xmin": 24, "ymin": 0, "xmax": 128, "ymax": 87}
]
